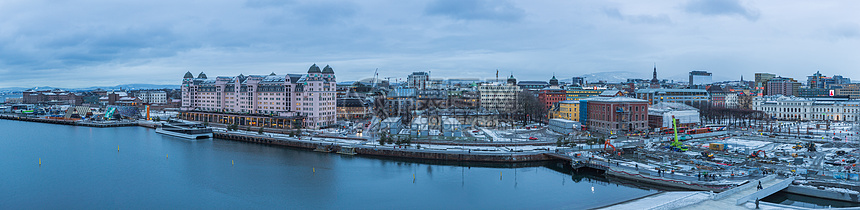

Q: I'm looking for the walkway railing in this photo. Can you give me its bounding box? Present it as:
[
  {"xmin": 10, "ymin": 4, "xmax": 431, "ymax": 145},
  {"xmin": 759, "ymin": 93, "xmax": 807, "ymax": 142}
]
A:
[
  {"xmin": 712, "ymin": 174, "xmax": 775, "ymax": 200},
  {"xmin": 736, "ymin": 176, "xmax": 795, "ymax": 205},
  {"xmin": 647, "ymin": 192, "xmax": 709, "ymax": 210}
]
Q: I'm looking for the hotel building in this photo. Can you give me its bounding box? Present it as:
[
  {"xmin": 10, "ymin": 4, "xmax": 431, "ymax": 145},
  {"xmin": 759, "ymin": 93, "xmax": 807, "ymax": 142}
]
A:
[{"xmin": 180, "ymin": 64, "xmax": 337, "ymax": 129}]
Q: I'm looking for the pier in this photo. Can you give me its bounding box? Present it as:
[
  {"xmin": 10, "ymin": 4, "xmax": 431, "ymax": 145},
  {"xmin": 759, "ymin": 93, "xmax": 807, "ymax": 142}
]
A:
[
  {"xmin": 600, "ymin": 175, "xmax": 800, "ymax": 209},
  {"xmin": 213, "ymin": 131, "xmax": 552, "ymax": 163},
  {"xmin": 0, "ymin": 114, "xmax": 138, "ymax": 128}
]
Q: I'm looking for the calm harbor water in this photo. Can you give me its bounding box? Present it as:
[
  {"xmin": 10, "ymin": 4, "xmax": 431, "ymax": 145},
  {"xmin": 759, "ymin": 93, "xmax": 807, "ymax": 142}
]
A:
[{"xmin": 0, "ymin": 119, "xmax": 655, "ymax": 209}]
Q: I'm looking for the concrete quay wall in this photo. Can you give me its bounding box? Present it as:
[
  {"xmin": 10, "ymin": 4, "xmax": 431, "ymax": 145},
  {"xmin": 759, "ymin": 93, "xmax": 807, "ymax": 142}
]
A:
[
  {"xmin": 783, "ymin": 185, "xmax": 860, "ymax": 203},
  {"xmin": 604, "ymin": 169, "xmax": 733, "ymax": 193},
  {"xmin": 0, "ymin": 115, "xmax": 137, "ymax": 128},
  {"xmin": 213, "ymin": 132, "xmax": 551, "ymax": 163}
]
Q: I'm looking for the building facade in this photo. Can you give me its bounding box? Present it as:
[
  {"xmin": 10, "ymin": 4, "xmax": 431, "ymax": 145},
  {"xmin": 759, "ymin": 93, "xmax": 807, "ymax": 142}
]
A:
[
  {"xmin": 180, "ymin": 64, "xmax": 337, "ymax": 128},
  {"xmin": 135, "ymin": 91, "xmax": 168, "ymax": 104},
  {"xmin": 22, "ymin": 89, "xmax": 83, "ymax": 105},
  {"xmin": 766, "ymin": 77, "xmax": 801, "ymax": 96},
  {"xmin": 689, "ymin": 70, "xmax": 713, "ymax": 88},
  {"xmin": 552, "ymin": 100, "xmax": 581, "ymax": 122},
  {"xmin": 538, "ymin": 88, "xmax": 566, "ymax": 111},
  {"xmin": 407, "ymin": 72, "xmax": 429, "ymax": 90},
  {"xmin": 634, "ymin": 89, "xmax": 710, "ymax": 106},
  {"xmin": 478, "ymin": 76, "xmax": 521, "ymax": 112},
  {"xmin": 336, "ymin": 98, "xmax": 370, "ymax": 120},
  {"xmin": 834, "ymin": 84, "xmax": 860, "ymax": 99},
  {"xmin": 725, "ymin": 92, "xmax": 739, "ymax": 108},
  {"xmin": 566, "ymin": 87, "xmax": 604, "ymax": 101},
  {"xmin": 584, "ymin": 97, "xmax": 649, "ymax": 134},
  {"xmin": 752, "ymin": 95, "xmax": 860, "ymax": 121}
]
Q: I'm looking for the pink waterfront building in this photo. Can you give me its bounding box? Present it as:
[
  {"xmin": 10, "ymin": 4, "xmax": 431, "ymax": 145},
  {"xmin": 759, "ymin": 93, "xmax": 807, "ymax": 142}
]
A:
[{"xmin": 181, "ymin": 64, "xmax": 337, "ymax": 129}]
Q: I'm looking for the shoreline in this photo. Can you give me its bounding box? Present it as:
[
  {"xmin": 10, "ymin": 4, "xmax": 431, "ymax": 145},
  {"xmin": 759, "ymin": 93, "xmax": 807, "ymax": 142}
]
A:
[
  {"xmin": 0, "ymin": 116, "xmax": 555, "ymax": 163},
  {"xmin": 211, "ymin": 131, "xmax": 553, "ymax": 163}
]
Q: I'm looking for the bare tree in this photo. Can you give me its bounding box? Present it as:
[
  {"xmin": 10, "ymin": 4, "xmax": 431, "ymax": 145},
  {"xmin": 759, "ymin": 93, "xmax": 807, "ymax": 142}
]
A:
[{"xmin": 515, "ymin": 91, "xmax": 545, "ymax": 126}]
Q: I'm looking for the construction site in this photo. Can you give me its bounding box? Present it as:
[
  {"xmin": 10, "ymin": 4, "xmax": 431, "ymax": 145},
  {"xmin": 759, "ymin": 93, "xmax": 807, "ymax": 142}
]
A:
[{"xmin": 559, "ymin": 115, "xmax": 860, "ymax": 208}]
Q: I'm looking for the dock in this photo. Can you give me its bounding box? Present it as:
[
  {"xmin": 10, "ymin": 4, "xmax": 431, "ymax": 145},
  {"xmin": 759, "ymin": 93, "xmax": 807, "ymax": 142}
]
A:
[
  {"xmin": 0, "ymin": 114, "xmax": 138, "ymax": 128},
  {"xmin": 600, "ymin": 175, "xmax": 800, "ymax": 209},
  {"xmin": 213, "ymin": 131, "xmax": 552, "ymax": 163}
]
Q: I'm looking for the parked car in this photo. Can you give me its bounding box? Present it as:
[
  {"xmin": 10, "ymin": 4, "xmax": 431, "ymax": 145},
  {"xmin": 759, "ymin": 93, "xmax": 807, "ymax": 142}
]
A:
[
  {"xmin": 528, "ymin": 137, "xmax": 538, "ymax": 140},
  {"xmin": 609, "ymin": 135, "xmax": 618, "ymax": 139}
]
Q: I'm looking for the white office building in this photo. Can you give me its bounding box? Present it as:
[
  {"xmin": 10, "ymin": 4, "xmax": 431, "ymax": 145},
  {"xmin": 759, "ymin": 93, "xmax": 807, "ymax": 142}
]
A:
[{"xmin": 752, "ymin": 95, "xmax": 860, "ymax": 121}]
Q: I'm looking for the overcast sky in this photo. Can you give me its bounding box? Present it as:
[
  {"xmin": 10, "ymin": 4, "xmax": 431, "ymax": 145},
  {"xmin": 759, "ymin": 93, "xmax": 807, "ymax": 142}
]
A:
[{"xmin": 0, "ymin": 0, "xmax": 858, "ymax": 88}]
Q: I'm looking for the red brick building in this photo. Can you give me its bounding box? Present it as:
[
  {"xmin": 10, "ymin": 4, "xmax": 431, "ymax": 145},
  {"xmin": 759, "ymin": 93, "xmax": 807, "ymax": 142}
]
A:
[
  {"xmin": 585, "ymin": 97, "xmax": 649, "ymax": 135},
  {"xmin": 22, "ymin": 89, "xmax": 83, "ymax": 105},
  {"xmin": 538, "ymin": 88, "xmax": 566, "ymax": 111},
  {"xmin": 538, "ymin": 76, "xmax": 566, "ymax": 111}
]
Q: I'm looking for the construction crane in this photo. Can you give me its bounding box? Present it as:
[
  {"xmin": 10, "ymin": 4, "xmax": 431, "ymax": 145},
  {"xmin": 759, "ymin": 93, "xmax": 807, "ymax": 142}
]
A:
[
  {"xmin": 667, "ymin": 115, "xmax": 689, "ymax": 152},
  {"xmin": 604, "ymin": 139, "xmax": 616, "ymax": 152},
  {"xmin": 371, "ymin": 68, "xmax": 379, "ymax": 89}
]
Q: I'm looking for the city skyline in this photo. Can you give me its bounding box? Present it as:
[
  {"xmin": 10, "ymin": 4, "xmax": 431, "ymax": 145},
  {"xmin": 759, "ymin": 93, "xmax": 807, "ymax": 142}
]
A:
[{"xmin": 0, "ymin": 0, "xmax": 858, "ymax": 88}]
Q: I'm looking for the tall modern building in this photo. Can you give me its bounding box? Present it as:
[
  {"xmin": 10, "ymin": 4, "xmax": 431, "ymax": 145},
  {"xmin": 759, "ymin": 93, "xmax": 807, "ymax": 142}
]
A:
[
  {"xmin": 755, "ymin": 73, "xmax": 777, "ymax": 96},
  {"xmin": 479, "ymin": 75, "xmax": 522, "ymax": 112},
  {"xmin": 571, "ymin": 77, "xmax": 585, "ymax": 87},
  {"xmin": 807, "ymin": 71, "xmax": 851, "ymax": 89},
  {"xmin": 634, "ymin": 89, "xmax": 710, "ymax": 106},
  {"xmin": 689, "ymin": 70, "xmax": 713, "ymax": 88},
  {"xmin": 766, "ymin": 77, "xmax": 801, "ymax": 96},
  {"xmin": 407, "ymin": 72, "xmax": 429, "ymax": 90},
  {"xmin": 180, "ymin": 64, "xmax": 337, "ymax": 129}
]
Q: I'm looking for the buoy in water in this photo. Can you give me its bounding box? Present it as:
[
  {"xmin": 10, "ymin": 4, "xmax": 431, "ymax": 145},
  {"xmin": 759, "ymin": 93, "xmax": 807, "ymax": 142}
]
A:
[
  {"xmin": 313, "ymin": 167, "xmax": 315, "ymax": 173},
  {"xmin": 39, "ymin": 158, "xmax": 41, "ymax": 166}
]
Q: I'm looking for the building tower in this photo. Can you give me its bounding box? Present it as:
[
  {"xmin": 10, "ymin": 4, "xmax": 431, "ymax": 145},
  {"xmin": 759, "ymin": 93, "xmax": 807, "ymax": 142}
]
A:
[
  {"xmin": 507, "ymin": 74, "xmax": 517, "ymax": 86},
  {"xmin": 650, "ymin": 64, "xmax": 660, "ymax": 88}
]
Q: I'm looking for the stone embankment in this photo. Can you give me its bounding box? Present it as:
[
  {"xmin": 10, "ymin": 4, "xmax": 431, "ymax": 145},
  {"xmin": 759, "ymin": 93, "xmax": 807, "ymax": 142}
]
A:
[
  {"xmin": 213, "ymin": 132, "xmax": 551, "ymax": 163},
  {"xmin": 0, "ymin": 115, "xmax": 137, "ymax": 127}
]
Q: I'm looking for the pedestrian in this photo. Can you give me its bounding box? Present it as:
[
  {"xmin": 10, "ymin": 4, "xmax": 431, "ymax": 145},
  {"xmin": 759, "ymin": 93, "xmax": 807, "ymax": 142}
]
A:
[{"xmin": 757, "ymin": 180, "xmax": 763, "ymax": 191}]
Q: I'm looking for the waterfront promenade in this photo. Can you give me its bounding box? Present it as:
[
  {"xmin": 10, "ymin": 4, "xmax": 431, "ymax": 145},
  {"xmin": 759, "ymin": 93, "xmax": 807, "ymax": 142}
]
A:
[
  {"xmin": 602, "ymin": 175, "xmax": 801, "ymax": 209},
  {"xmin": 0, "ymin": 114, "xmax": 137, "ymax": 127},
  {"xmin": 212, "ymin": 130, "xmax": 553, "ymax": 162}
]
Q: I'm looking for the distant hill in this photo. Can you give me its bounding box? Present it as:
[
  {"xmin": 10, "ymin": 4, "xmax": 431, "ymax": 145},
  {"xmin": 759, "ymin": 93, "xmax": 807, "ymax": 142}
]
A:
[
  {"xmin": 575, "ymin": 71, "xmax": 650, "ymax": 83},
  {"xmin": 556, "ymin": 71, "xmax": 736, "ymax": 84},
  {"xmin": 0, "ymin": 84, "xmax": 178, "ymax": 93}
]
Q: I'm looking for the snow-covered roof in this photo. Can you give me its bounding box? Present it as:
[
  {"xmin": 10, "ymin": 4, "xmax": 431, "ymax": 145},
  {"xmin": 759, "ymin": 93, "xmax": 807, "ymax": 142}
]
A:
[
  {"xmin": 649, "ymin": 102, "xmax": 698, "ymax": 114},
  {"xmin": 582, "ymin": 96, "xmax": 647, "ymax": 103}
]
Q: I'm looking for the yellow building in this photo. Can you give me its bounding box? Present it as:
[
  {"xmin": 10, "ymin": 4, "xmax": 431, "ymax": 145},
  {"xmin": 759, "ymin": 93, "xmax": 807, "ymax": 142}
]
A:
[
  {"xmin": 550, "ymin": 100, "xmax": 581, "ymax": 121},
  {"xmin": 566, "ymin": 88, "xmax": 603, "ymax": 101}
]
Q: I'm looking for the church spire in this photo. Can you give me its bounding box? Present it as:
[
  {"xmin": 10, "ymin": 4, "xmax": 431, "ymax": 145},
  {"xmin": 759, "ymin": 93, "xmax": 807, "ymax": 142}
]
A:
[
  {"xmin": 652, "ymin": 63, "xmax": 657, "ymax": 80},
  {"xmin": 650, "ymin": 63, "xmax": 660, "ymax": 88}
]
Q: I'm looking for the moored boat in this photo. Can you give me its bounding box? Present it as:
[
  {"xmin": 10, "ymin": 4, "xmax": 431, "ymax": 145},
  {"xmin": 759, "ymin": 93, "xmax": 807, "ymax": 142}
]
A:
[{"xmin": 155, "ymin": 119, "xmax": 213, "ymax": 139}]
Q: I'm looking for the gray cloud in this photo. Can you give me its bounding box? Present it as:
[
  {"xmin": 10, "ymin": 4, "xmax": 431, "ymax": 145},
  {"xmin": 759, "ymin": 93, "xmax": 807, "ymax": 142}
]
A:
[
  {"xmin": 245, "ymin": 0, "xmax": 293, "ymax": 8},
  {"xmin": 425, "ymin": 0, "xmax": 524, "ymax": 22},
  {"xmin": 684, "ymin": 0, "xmax": 760, "ymax": 21},
  {"xmin": 0, "ymin": 1, "xmax": 857, "ymax": 88},
  {"xmin": 603, "ymin": 7, "xmax": 671, "ymax": 25},
  {"xmin": 830, "ymin": 23, "xmax": 860, "ymax": 40}
]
